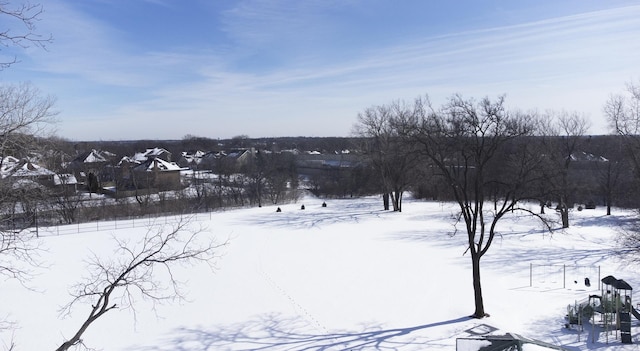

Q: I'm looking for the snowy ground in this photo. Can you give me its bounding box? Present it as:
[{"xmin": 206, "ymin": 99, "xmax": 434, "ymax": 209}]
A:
[{"xmin": 2, "ymin": 194, "xmax": 640, "ymax": 350}]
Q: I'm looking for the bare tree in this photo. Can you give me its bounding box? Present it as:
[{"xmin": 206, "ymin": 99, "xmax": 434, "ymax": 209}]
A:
[
  {"xmin": 606, "ymin": 80, "xmax": 640, "ymax": 261},
  {"xmin": 606, "ymin": 79, "xmax": 640, "ymax": 135},
  {"xmin": 403, "ymin": 94, "xmax": 545, "ymax": 318},
  {"xmin": 55, "ymin": 218, "xmax": 226, "ymax": 351},
  {"xmin": 0, "ymin": 206, "xmax": 42, "ymax": 284},
  {"xmin": 211, "ymin": 155, "xmax": 244, "ymax": 207},
  {"xmin": 0, "ymin": 82, "xmax": 55, "ymax": 282},
  {"xmin": 50, "ymin": 175, "xmax": 83, "ymax": 224},
  {"xmin": 605, "ymin": 79, "xmax": 640, "ymax": 182},
  {"xmin": 353, "ymin": 101, "xmax": 418, "ymax": 212},
  {"xmin": 242, "ymin": 149, "xmax": 265, "ymax": 207},
  {"xmin": 0, "ymin": 1, "xmax": 52, "ymax": 69},
  {"xmin": 0, "ymin": 83, "xmax": 56, "ymax": 162},
  {"xmin": 596, "ymin": 159, "xmax": 626, "ymax": 215},
  {"xmin": 188, "ymin": 169, "xmax": 212, "ymax": 211},
  {"xmin": 538, "ymin": 111, "xmax": 591, "ymax": 228},
  {"xmin": 130, "ymin": 166, "xmax": 155, "ymax": 213},
  {"xmin": 262, "ymin": 152, "xmax": 298, "ymax": 205}
]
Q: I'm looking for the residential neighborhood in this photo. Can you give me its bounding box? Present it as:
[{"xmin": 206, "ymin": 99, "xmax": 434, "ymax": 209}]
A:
[
  {"xmin": 0, "ymin": 137, "xmax": 376, "ymax": 229},
  {"xmin": 0, "ymin": 133, "xmax": 634, "ymax": 233}
]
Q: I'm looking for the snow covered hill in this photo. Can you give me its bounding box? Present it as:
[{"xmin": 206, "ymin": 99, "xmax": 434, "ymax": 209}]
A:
[{"xmin": 2, "ymin": 195, "xmax": 638, "ymax": 350}]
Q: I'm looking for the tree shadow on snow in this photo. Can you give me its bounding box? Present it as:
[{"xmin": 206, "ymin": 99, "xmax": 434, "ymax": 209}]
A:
[
  {"xmin": 241, "ymin": 205, "xmax": 390, "ymax": 231},
  {"xmin": 390, "ymin": 215, "xmax": 621, "ymax": 278},
  {"xmin": 137, "ymin": 313, "xmax": 471, "ymax": 351},
  {"xmin": 571, "ymin": 212, "xmax": 637, "ymax": 229}
]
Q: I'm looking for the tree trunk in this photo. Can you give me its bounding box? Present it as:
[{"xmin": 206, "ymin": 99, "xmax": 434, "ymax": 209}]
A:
[
  {"xmin": 382, "ymin": 193, "xmax": 390, "ymax": 210},
  {"xmin": 390, "ymin": 192, "xmax": 398, "ymax": 211},
  {"xmin": 390, "ymin": 191, "xmax": 402, "ymax": 212},
  {"xmin": 561, "ymin": 207, "xmax": 569, "ymax": 228},
  {"xmin": 559, "ymin": 198, "xmax": 569, "ymax": 228},
  {"xmin": 393, "ymin": 190, "xmax": 402, "ymax": 212},
  {"xmin": 471, "ymin": 253, "xmax": 486, "ymax": 318}
]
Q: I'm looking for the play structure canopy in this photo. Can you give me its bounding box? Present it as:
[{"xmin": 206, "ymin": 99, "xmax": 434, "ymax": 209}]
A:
[{"xmin": 601, "ymin": 275, "xmax": 632, "ymax": 291}]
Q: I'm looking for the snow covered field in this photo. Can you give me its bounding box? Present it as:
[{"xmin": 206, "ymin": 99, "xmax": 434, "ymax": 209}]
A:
[{"xmin": 3, "ymin": 194, "xmax": 639, "ymax": 350}]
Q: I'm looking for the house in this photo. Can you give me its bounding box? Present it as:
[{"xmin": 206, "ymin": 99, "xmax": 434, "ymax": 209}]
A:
[
  {"xmin": 130, "ymin": 157, "xmax": 187, "ymax": 191},
  {"xmin": 69, "ymin": 149, "xmax": 117, "ymax": 190},
  {"xmin": 112, "ymin": 147, "xmax": 180, "ymax": 193},
  {"xmin": 53, "ymin": 173, "xmax": 79, "ymax": 194},
  {"xmin": 4, "ymin": 159, "xmax": 55, "ymax": 184},
  {"xmin": 199, "ymin": 151, "xmax": 227, "ymax": 171},
  {"xmin": 177, "ymin": 150, "xmax": 206, "ymax": 169},
  {"xmin": 1, "ymin": 157, "xmax": 80, "ymax": 197},
  {"xmin": 225, "ymin": 149, "xmax": 254, "ymax": 167}
]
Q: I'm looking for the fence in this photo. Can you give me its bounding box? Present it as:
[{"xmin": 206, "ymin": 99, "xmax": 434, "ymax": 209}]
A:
[
  {"xmin": 37, "ymin": 211, "xmax": 216, "ymax": 237},
  {"xmin": 529, "ymin": 263, "xmax": 601, "ymax": 290}
]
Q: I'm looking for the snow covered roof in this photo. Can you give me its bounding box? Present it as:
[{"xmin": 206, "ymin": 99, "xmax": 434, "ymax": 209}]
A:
[
  {"xmin": 182, "ymin": 150, "xmax": 205, "ymax": 158},
  {"xmin": 133, "ymin": 148, "xmax": 172, "ymax": 162},
  {"xmin": 133, "ymin": 157, "xmax": 186, "ymax": 172},
  {"xmin": 202, "ymin": 151, "xmax": 226, "ymax": 159},
  {"xmin": 7, "ymin": 161, "xmax": 55, "ymax": 178},
  {"xmin": 54, "ymin": 173, "xmax": 78, "ymax": 185},
  {"xmin": 73, "ymin": 149, "xmax": 115, "ymax": 163},
  {"xmin": 226, "ymin": 150, "xmax": 248, "ymax": 158},
  {"xmin": 1, "ymin": 156, "xmax": 20, "ymax": 176},
  {"xmin": 82, "ymin": 150, "xmax": 107, "ymax": 163},
  {"xmin": 280, "ymin": 149, "xmax": 300, "ymax": 155},
  {"xmin": 180, "ymin": 150, "xmax": 205, "ymax": 164},
  {"xmin": 2, "ymin": 156, "xmax": 19, "ymax": 165},
  {"xmin": 117, "ymin": 156, "xmax": 140, "ymax": 166}
]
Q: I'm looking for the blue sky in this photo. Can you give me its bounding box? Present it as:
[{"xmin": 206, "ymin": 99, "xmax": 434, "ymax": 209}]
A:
[{"xmin": 1, "ymin": 0, "xmax": 639, "ymax": 141}]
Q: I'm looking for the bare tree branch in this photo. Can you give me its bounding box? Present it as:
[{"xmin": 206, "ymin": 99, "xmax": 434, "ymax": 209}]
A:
[
  {"xmin": 0, "ymin": 228, "xmax": 43, "ymax": 284},
  {"xmin": 0, "ymin": 82, "xmax": 57, "ymax": 160},
  {"xmin": 55, "ymin": 218, "xmax": 227, "ymax": 351},
  {"xmin": 0, "ymin": 1, "xmax": 53, "ymax": 69},
  {"xmin": 0, "ymin": 318, "xmax": 17, "ymax": 351}
]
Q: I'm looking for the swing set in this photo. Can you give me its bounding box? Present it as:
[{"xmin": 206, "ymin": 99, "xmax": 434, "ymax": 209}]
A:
[{"xmin": 530, "ymin": 263, "xmax": 601, "ymax": 290}]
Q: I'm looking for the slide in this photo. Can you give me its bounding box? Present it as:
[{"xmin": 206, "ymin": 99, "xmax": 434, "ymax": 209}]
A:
[{"xmin": 632, "ymin": 306, "xmax": 640, "ymax": 321}]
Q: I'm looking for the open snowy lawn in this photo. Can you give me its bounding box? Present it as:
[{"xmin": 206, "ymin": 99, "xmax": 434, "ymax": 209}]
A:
[{"xmin": 2, "ymin": 195, "xmax": 639, "ymax": 350}]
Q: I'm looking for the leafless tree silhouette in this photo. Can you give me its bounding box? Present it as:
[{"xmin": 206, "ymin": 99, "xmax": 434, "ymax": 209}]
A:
[
  {"xmin": 55, "ymin": 218, "xmax": 227, "ymax": 351},
  {"xmin": 0, "ymin": 1, "xmax": 52, "ymax": 69}
]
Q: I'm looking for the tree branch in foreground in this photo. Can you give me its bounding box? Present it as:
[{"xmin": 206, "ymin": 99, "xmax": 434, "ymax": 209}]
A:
[{"xmin": 55, "ymin": 217, "xmax": 227, "ymax": 351}]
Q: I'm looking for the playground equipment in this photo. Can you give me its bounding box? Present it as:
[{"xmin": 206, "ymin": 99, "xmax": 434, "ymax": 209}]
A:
[
  {"xmin": 598, "ymin": 275, "xmax": 634, "ymax": 344},
  {"xmin": 530, "ymin": 263, "xmax": 600, "ymax": 290},
  {"xmin": 565, "ymin": 275, "xmax": 637, "ymax": 344}
]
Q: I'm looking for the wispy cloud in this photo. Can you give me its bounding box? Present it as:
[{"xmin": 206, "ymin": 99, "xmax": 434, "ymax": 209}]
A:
[
  {"xmin": 23, "ymin": 1, "xmax": 205, "ymax": 89},
  {"xmin": 9, "ymin": 1, "xmax": 640, "ymax": 139}
]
